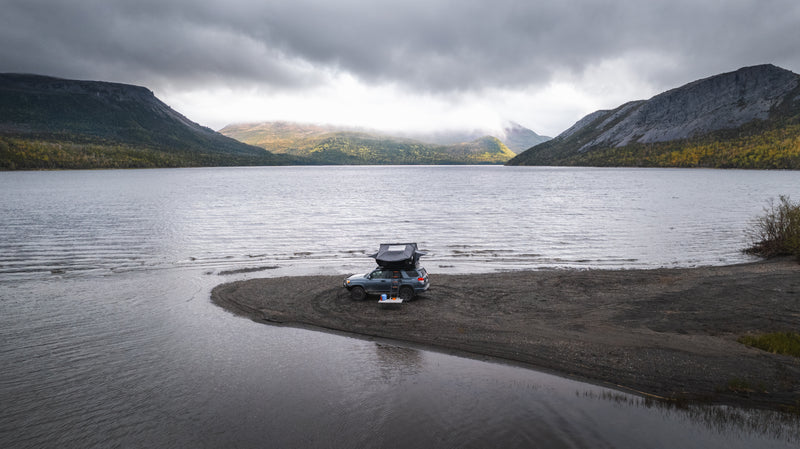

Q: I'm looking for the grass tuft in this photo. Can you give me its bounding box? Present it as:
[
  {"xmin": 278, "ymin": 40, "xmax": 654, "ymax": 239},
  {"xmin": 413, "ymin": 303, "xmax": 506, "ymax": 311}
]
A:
[{"xmin": 738, "ymin": 332, "xmax": 800, "ymax": 358}]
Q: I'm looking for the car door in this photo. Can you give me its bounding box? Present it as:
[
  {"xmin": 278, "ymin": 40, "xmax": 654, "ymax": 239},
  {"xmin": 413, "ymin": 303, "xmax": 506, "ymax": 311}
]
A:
[{"xmin": 365, "ymin": 269, "xmax": 391, "ymax": 294}]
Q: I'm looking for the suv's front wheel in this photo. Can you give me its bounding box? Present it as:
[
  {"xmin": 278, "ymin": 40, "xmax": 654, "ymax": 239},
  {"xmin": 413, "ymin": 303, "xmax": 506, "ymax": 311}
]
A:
[{"xmin": 349, "ymin": 286, "xmax": 366, "ymax": 301}]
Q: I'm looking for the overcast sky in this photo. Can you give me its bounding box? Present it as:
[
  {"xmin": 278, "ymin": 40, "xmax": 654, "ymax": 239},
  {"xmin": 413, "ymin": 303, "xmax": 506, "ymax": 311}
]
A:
[{"xmin": 2, "ymin": 0, "xmax": 800, "ymax": 136}]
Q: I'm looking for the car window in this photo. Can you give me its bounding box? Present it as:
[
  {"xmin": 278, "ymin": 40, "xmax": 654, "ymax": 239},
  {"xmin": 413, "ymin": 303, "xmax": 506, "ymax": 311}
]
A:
[
  {"xmin": 370, "ymin": 270, "xmax": 383, "ymax": 279},
  {"xmin": 405, "ymin": 270, "xmax": 419, "ymax": 277}
]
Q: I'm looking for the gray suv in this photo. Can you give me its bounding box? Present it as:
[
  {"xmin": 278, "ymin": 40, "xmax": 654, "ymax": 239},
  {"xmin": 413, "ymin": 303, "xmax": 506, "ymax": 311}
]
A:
[{"xmin": 343, "ymin": 266, "xmax": 429, "ymax": 301}]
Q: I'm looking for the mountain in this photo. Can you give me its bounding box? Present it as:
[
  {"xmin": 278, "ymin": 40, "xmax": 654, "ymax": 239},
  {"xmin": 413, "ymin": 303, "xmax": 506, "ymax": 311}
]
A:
[
  {"xmin": 498, "ymin": 122, "xmax": 551, "ymax": 153},
  {"xmin": 0, "ymin": 73, "xmax": 292, "ymax": 169},
  {"xmin": 508, "ymin": 64, "xmax": 800, "ymax": 169},
  {"xmin": 219, "ymin": 121, "xmax": 517, "ymax": 164},
  {"xmin": 395, "ymin": 121, "xmax": 550, "ymax": 152}
]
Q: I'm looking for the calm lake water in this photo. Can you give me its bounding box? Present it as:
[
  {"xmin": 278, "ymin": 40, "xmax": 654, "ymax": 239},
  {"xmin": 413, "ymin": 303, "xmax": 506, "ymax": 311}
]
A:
[{"xmin": 1, "ymin": 166, "xmax": 799, "ymax": 448}]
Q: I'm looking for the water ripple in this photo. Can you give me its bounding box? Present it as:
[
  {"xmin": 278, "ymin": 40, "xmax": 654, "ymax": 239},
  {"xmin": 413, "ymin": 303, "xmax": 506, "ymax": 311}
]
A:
[{"xmin": 2, "ymin": 167, "xmax": 799, "ymax": 448}]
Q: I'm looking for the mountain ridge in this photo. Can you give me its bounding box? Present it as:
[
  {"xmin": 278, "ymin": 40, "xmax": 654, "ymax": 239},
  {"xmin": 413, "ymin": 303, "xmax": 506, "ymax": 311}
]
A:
[
  {"xmin": 0, "ymin": 73, "xmax": 293, "ymax": 169},
  {"xmin": 508, "ymin": 64, "xmax": 800, "ymax": 169}
]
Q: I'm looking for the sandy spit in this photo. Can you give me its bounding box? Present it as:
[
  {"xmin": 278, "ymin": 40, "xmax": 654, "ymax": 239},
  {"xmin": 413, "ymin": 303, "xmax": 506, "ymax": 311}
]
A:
[{"xmin": 211, "ymin": 258, "xmax": 800, "ymax": 412}]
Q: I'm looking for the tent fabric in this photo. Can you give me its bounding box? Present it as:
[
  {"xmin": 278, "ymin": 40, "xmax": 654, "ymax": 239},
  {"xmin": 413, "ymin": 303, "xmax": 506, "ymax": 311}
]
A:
[{"xmin": 370, "ymin": 243, "xmax": 426, "ymax": 267}]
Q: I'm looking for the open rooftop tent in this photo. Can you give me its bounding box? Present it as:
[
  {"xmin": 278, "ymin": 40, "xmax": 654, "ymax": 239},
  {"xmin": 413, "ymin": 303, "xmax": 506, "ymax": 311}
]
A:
[{"xmin": 369, "ymin": 243, "xmax": 426, "ymax": 268}]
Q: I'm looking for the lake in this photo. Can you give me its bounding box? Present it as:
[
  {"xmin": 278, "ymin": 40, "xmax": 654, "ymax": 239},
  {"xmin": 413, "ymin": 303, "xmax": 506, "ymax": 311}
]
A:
[{"xmin": 1, "ymin": 166, "xmax": 799, "ymax": 448}]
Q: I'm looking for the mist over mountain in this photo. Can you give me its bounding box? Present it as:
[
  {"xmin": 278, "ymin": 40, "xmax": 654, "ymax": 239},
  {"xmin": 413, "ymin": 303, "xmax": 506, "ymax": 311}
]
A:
[
  {"xmin": 498, "ymin": 122, "xmax": 552, "ymax": 153},
  {"xmin": 219, "ymin": 121, "xmax": 521, "ymax": 164},
  {"xmin": 0, "ymin": 72, "xmax": 533, "ymax": 168},
  {"xmin": 395, "ymin": 122, "xmax": 550, "ymax": 152},
  {"xmin": 508, "ymin": 65, "xmax": 800, "ymax": 169}
]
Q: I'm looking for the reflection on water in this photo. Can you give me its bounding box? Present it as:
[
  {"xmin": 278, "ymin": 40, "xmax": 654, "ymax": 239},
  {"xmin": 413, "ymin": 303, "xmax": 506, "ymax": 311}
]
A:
[
  {"xmin": 2, "ymin": 167, "xmax": 800, "ymax": 448},
  {"xmin": 374, "ymin": 343, "xmax": 424, "ymax": 381},
  {"xmin": 581, "ymin": 390, "xmax": 800, "ymax": 443}
]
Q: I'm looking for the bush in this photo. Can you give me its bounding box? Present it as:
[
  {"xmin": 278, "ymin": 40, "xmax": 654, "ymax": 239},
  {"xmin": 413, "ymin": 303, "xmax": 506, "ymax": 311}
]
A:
[
  {"xmin": 738, "ymin": 332, "xmax": 800, "ymax": 358},
  {"xmin": 746, "ymin": 195, "xmax": 800, "ymax": 259}
]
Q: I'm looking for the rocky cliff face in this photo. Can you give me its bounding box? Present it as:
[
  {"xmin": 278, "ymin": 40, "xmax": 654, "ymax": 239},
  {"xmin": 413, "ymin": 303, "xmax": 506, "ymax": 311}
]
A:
[
  {"xmin": 509, "ymin": 64, "xmax": 800, "ymax": 166},
  {"xmin": 587, "ymin": 64, "xmax": 798, "ymax": 149}
]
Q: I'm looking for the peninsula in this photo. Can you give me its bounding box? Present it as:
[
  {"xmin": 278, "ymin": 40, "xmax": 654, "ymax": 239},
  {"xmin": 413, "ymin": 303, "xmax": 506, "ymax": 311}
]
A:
[{"xmin": 212, "ymin": 257, "xmax": 800, "ymax": 413}]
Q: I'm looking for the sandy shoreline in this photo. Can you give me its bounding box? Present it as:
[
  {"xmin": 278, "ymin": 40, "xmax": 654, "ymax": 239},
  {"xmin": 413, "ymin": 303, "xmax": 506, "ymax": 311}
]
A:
[{"xmin": 211, "ymin": 258, "xmax": 800, "ymax": 412}]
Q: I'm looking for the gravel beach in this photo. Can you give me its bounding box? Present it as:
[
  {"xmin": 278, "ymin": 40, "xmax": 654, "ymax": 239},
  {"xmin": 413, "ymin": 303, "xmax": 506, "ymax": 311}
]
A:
[{"xmin": 211, "ymin": 258, "xmax": 800, "ymax": 412}]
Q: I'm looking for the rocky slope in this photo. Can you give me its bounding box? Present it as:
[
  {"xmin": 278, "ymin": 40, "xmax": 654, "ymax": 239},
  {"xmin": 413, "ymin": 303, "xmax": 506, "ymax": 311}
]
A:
[{"xmin": 508, "ymin": 64, "xmax": 800, "ymax": 168}]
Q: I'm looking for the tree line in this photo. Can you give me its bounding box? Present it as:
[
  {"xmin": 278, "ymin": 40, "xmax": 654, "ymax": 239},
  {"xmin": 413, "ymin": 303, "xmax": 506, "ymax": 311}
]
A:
[{"xmin": 0, "ymin": 137, "xmax": 286, "ymax": 170}]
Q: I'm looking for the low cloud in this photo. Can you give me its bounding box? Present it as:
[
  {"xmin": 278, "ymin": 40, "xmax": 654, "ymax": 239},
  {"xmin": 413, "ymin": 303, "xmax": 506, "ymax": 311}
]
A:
[{"xmin": 2, "ymin": 0, "xmax": 799, "ymax": 134}]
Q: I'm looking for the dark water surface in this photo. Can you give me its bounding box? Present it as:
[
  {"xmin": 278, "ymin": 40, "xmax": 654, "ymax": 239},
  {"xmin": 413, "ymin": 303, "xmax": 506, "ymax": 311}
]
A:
[{"xmin": 2, "ymin": 166, "xmax": 799, "ymax": 448}]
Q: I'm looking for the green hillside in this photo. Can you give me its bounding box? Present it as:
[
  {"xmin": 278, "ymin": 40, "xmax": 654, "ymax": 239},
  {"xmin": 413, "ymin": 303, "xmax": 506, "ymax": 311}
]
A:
[
  {"xmin": 0, "ymin": 74, "xmax": 294, "ymax": 169},
  {"xmin": 550, "ymin": 120, "xmax": 800, "ymax": 169},
  {"xmin": 220, "ymin": 122, "xmax": 516, "ymax": 164}
]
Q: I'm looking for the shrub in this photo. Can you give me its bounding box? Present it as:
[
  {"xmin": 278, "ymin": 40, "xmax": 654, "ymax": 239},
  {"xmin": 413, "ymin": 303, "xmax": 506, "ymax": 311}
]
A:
[
  {"xmin": 746, "ymin": 195, "xmax": 800, "ymax": 259},
  {"xmin": 738, "ymin": 332, "xmax": 800, "ymax": 358}
]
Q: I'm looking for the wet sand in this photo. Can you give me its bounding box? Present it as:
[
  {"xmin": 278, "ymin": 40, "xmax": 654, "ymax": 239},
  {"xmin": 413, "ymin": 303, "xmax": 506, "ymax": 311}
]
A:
[{"xmin": 211, "ymin": 258, "xmax": 800, "ymax": 412}]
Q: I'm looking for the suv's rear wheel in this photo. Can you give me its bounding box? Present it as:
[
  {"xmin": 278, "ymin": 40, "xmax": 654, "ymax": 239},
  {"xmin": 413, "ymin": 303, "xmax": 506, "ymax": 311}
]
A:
[
  {"xmin": 349, "ymin": 286, "xmax": 366, "ymax": 301},
  {"xmin": 399, "ymin": 286, "xmax": 415, "ymax": 301}
]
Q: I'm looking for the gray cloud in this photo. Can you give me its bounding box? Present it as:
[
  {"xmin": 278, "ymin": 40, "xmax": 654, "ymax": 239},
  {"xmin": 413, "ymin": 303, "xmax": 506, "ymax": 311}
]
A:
[{"xmin": 2, "ymin": 0, "xmax": 800, "ymax": 98}]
